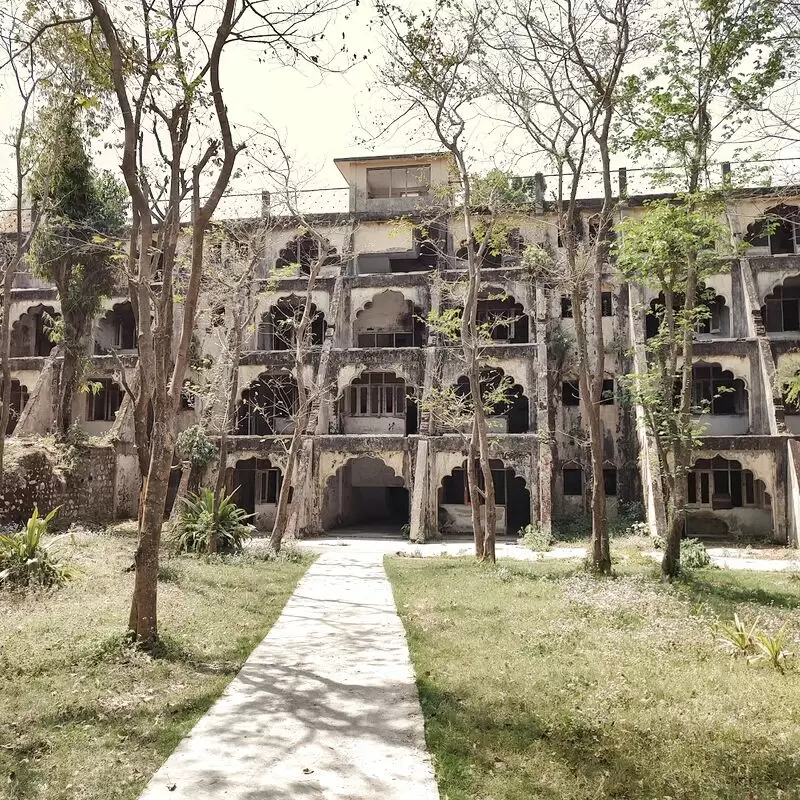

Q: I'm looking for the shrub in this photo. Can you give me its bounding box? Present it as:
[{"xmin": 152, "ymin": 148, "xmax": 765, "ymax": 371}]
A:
[
  {"xmin": 0, "ymin": 506, "xmax": 70, "ymax": 588},
  {"xmin": 173, "ymin": 488, "xmax": 253, "ymax": 554},
  {"xmin": 551, "ymin": 514, "xmax": 592, "ymax": 541},
  {"xmin": 681, "ymin": 538, "xmax": 711, "ymax": 569},
  {"xmin": 519, "ymin": 523, "xmax": 554, "ymax": 552}
]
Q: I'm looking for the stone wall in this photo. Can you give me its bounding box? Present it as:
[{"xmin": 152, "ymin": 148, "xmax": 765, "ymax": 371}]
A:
[{"xmin": 0, "ymin": 440, "xmax": 122, "ymax": 526}]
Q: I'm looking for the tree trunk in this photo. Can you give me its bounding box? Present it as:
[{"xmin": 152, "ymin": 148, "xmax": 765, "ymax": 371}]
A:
[
  {"xmin": 269, "ymin": 417, "xmax": 306, "ymax": 551},
  {"xmin": 571, "ymin": 283, "xmax": 611, "ymax": 574},
  {"xmin": 0, "ymin": 259, "xmax": 17, "ymax": 486},
  {"xmin": 467, "ymin": 420, "xmax": 483, "ymax": 556},
  {"xmin": 128, "ymin": 426, "xmax": 174, "ymax": 648},
  {"xmin": 662, "ymin": 473, "xmax": 685, "ymax": 580}
]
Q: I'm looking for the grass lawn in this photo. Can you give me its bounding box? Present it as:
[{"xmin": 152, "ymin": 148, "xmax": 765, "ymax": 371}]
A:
[
  {"xmin": 386, "ymin": 555, "xmax": 800, "ymax": 800},
  {"xmin": 0, "ymin": 528, "xmax": 311, "ymax": 800}
]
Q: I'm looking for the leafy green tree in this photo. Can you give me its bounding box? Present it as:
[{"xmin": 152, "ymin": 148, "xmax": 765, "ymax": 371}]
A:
[
  {"xmin": 618, "ymin": 0, "xmax": 782, "ymax": 578},
  {"xmin": 29, "ymin": 109, "xmax": 126, "ymax": 434},
  {"xmin": 616, "ymin": 195, "xmax": 734, "ymax": 578}
]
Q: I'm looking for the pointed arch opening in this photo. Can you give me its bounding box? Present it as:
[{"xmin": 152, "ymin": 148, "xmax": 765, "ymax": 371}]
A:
[
  {"xmin": 236, "ymin": 372, "xmax": 298, "ymax": 435},
  {"xmin": 438, "ymin": 459, "xmax": 530, "ymax": 535},
  {"xmin": 746, "ymin": 204, "xmax": 799, "ymax": 255},
  {"xmin": 339, "ymin": 371, "xmax": 418, "ymax": 435},
  {"xmin": 322, "ymin": 456, "xmax": 409, "ymax": 533},
  {"xmin": 452, "ymin": 368, "xmax": 529, "ymax": 433},
  {"xmin": 11, "ymin": 304, "xmax": 60, "ymax": 357},
  {"xmin": 275, "ymin": 232, "xmax": 338, "ymax": 276},
  {"xmin": 256, "ymin": 297, "xmax": 326, "ymax": 351},
  {"xmin": 95, "ymin": 301, "xmax": 137, "ymax": 353},
  {"xmin": 353, "ymin": 290, "xmax": 426, "ymax": 348},
  {"xmin": 687, "ymin": 455, "xmax": 772, "ymax": 539},
  {"xmin": 762, "ymin": 275, "xmax": 800, "ymax": 333}
]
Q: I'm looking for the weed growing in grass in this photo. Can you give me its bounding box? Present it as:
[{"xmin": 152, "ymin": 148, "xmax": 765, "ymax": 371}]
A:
[
  {"xmin": 716, "ymin": 613, "xmax": 758, "ymax": 655},
  {"xmin": 716, "ymin": 614, "xmax": 793, "ymax": 671},
  {"xmin": 0, "ymin": 506, "xmax": 70, "ymax": 589},
  {"xmin": 518, "ymin": 523, "xmax": 554, "ymax": 552},
  {"xmin": 681, "ymin": 538, "xmax": 711, "ymax": 569},
  {"xmin": 753, "ymin": 625, "xmax": 791, "ymax": 672}
]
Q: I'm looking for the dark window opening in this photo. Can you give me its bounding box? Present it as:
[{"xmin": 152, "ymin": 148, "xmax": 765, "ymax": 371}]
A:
[
  {"xmin": 688, "ymin": 457, "xmax": 763, "ymax": 510},
  {"xmin": 603, "ymin": 467, "xmax": 617, "ymax": 496},
  {"xmin": 563, "ymin": 467, "xmax": 583, "ymax": 496},
  {"xmin": 87, "ymin": 378, "xmax": 122, "ymax": 422},
  {"xmin": 561, "ymin": 296, "xmax": 573, "ymax": 318},
  {"xmin": 601, "ymin": 292, "xmax": 613, "ymax": 317},
  {"xmin": 562, "ymin": 380, "xmax": 580, "ymax": 406},
  {"xmin": 690, "ymin": 365, "xmax": 747, "ymax": 415},
  {"xmin": 600, "ymin": 379, "xmax": 615, "ymax": 405}
]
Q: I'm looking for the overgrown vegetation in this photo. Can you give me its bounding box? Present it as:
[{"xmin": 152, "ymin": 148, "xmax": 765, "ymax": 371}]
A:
[
  {"xmin": 518, "ymin": 522, "xmax": 554, "ymax": 552},
  {"xmin": 0, "ymin": 529, "xmax": 311, "ymax": 799},
  {"xmin": 387, "ymin": 556, "xmax": 800, "ymax": 800},
  {"xmin": 172, "ymin": 488, "xmax": 253, "ymax": 555},
  {"xmin": 0, "ymin": 506, "xmax": 69, "ymax": 588}
]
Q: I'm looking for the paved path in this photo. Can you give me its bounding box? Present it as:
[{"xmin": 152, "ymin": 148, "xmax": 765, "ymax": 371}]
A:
[{"xmin": 139, "ymin": 549, "xmax": 439, "ymax": 800}]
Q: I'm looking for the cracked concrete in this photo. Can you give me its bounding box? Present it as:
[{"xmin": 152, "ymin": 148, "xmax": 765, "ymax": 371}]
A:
[{"xmin": 138, "ymin": 549, "xmax": 439, "ymax": 800}]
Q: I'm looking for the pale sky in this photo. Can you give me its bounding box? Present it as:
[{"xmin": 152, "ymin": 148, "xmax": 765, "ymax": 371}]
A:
[{"xmin": 1, "ymin": 0, "xmax": 799, "ymax": 218}]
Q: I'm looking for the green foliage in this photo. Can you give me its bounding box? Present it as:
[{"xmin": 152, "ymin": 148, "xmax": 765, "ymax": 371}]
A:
[
  {"xmin": 518, "ymin": 522, "xmax": 554, "ymax": 552},
  {"xmin": 716, "ymin": 613, "xmax": 758, "ymax": 654},
  {"xmin": 752, "ymin": 625, "xmax": 791, "ymax": 672},
  {"xmin": 617, "ymin": 0, "xmax": 782, "ymax": 188},
  {"xmin": 680, "ymin": 538, "xmax": 711, "ymax": 569},
  {"xmin": 176, "ymin": 425, "xmax": 218, "ymax": 469},
  {"xmin": 716, "ymin": 615, "xmax": 791, "ymax": 671},
  {"xmin": 552, "ymin": 514, "xmax": 592, "ymax": 541},
  {"xmin": 0, "ymin": 506, "xmax": 70, "ymax": 589},
  {"xmin": 173, "ymin": 488, "xmax": 253, "ymax": 555}
]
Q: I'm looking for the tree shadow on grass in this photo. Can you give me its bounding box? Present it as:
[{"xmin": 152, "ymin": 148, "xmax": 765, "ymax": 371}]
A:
[
  {"xmin": 677, "ymin": 570, "xmax": 800, "ymax": 614},
  {"xmin": 417, "ymin": 680, "xmax": 800, "ymax": 800}
]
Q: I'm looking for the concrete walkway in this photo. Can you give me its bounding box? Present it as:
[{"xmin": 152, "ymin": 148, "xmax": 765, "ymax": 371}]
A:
[{"xmin": 139, "ymin": 549, "xmax": 439, "ymax": 800}]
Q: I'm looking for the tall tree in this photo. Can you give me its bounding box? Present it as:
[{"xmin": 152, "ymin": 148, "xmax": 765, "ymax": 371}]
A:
[
  {"xmin": 619, "ymin": 0, "xmax": 782, "ymax": 578},
  {"xmin": 481, "ymin": 0, "xmax": 645, "ymax": 573},
  {"xmin": 376, "ymin": 1, "xmax": 510, "ymax": 561},
  {"xmin": 85, "ymin": 0, "xmax": 351, "ymax": 647},
  {"xmin": 28, "ymin": 110, "xmax": 127, "ymax": 434}
]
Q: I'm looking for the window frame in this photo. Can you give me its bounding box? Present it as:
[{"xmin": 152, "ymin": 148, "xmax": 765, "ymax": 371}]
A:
[{"xmin": 366, "ymin": 165, "xmax": 431, "ymax": 199}]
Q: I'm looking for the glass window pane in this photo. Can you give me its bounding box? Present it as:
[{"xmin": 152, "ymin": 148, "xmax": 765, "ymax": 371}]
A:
[
  {"xmin": 367, "ymin": 169, "xmax": 391, "ymax": 199},
  {"xmin": 404, "ymin": 166, "xmax": 430, "ymax": 196}
]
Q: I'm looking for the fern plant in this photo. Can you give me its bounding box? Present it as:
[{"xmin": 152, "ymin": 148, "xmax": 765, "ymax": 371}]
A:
[
  {"xmin": 173, "ymin": 488, "xmax": 253, "ymax": 554},
  {"xmin": 0, "ymin": 506, "xmax": 70, "ymax": 588}
]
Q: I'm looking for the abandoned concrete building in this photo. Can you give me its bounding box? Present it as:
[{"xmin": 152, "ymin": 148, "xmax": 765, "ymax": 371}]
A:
[{"xmin": 4, "ymin": 151, "xmax": 800, "ymax": 544}]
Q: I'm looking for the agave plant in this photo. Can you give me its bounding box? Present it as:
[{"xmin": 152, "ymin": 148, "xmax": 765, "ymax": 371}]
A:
[
  {"xmin": 716, "ymin": 613, "xmax": 758, "ymax": 656},
  {"xmin": 0, "ymin": 506, "xmax": 69, "ymax": 588},
  {"xmin": 751, "ymin": 625, "xmax": 792, "ymax": 672},
  {"xmin": 173, "ymin": 487, "xmax": 253, "ymax": 554}
]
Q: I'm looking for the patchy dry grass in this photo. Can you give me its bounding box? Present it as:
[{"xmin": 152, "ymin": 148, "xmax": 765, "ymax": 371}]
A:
[
  {"xmin": 0, "ymin": 529, "xmax": 311, "ymax": 800},
  {"xmin": 386, "ymin": 556, "xmax": 800, "ymax": 800}
]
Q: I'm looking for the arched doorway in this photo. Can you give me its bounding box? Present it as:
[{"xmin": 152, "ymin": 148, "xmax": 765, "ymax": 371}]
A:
[
  {"xmin": 438, "ymin": 459, "xmax": 531, "ymax": 535},
  {"xmin": 322, "ymin": 456, "xmax": 409, "ymax": 533}
]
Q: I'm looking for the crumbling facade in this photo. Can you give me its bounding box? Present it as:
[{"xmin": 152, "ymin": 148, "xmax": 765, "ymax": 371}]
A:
[{"xmin": 4, "ymin": 151, "xmax": 800, "ymax": 544}]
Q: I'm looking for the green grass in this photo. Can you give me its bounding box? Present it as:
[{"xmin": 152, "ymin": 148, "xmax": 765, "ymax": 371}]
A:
[
  {"xmin": 386, "ymin": 556, "xmax": 800, "ymax": 800},
  {"xmin": 0, "ymin": 530, "xmax": 312, "ymax": 800}
]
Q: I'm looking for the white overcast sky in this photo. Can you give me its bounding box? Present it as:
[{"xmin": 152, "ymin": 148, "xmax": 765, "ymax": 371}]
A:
[{"xmin": 1, "ymin": 0, "xmax": 799, "ymax": 215}]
